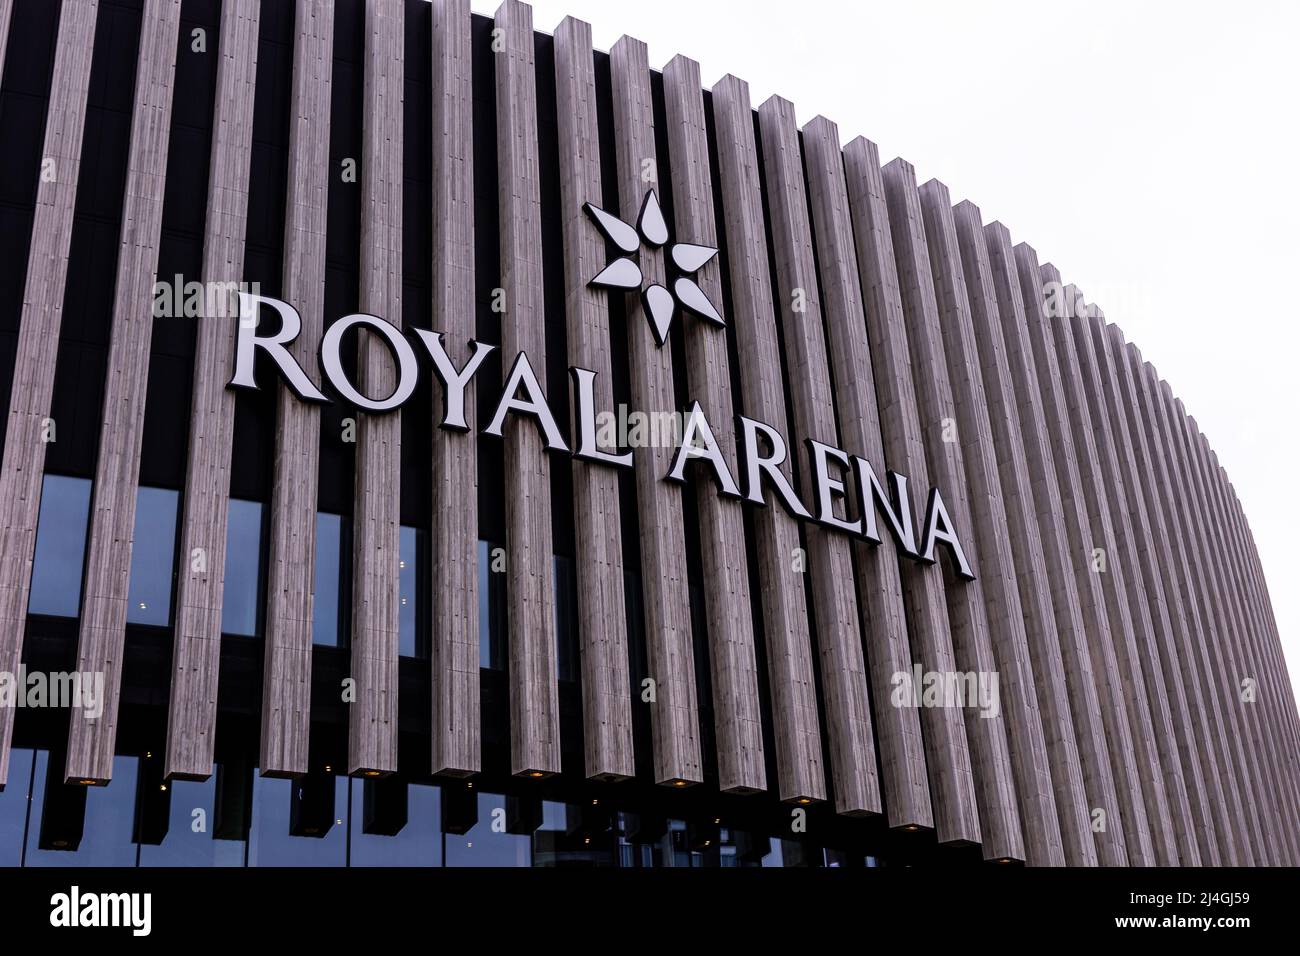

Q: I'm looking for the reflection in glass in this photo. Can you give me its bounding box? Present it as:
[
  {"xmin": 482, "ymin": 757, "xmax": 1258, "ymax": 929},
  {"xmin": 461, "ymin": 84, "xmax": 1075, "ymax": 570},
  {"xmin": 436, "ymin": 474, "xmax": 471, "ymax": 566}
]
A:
[
  {"xmin": 478, "ymin": 540, "xmax": 506, "ymax": 669},
  {"xmin": 349, "ymin": 779, "xmax": 441, "ymax": 866},
  {"xmin": 399, "ymin": 526, "xmax": 424, "ymax": 658},
  {"xmin": 28, "ymin": 475, "xmax": 92, "ymax": 617},
  {"xmin": 443, "ymin": 793, "xmax": 530, "ymax": 867},
  {"xmin": 24, "ymin": 752, "xmax": 139, "ymax": 867},
  {"xmin": 0, "ymin": 749, "xmax": 34, "ymax": 865},
  {"xmin": 553, "ymin": 556, "xmax": 578, "ymax": 682},
  {"xmin": 222, "ymin": 499, "xmax": 264, "ymax": 637},
  {"xmin": 126, "ymin": 487, "xmax": 179, "ymax": 626},
  {"xmin": 247, "ymin": 774, "xmax": 347, "ymax": 866},
  {"xmin": 139, "ymin": 773, "xmax": 245, "ymax": 867},
  {"xmin": 313, "ymin": 513, "xmax": 349, "ymax": 647}
]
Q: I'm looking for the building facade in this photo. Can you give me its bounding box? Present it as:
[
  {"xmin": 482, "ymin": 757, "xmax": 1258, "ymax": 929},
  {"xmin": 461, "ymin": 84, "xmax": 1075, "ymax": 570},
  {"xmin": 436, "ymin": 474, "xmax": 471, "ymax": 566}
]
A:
[{"xmin": 0, "ymin": 0, "xmax": 1295, "ymax": 867}]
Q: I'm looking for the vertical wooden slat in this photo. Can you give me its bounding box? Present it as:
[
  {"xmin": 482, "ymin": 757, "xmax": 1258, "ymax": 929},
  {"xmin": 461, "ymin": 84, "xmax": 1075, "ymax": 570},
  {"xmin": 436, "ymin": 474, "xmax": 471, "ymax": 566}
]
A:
[
  {"xmin": 64, "ymin": 0, "xmax": 183, "ymax": 786},
  {"xmin": 493, "ymin": 0, "xmax": 560, "ymax": 778},
  {"xmin": 164, "ymin": 0, "xmax": 261, "ymax": 782},
  {"xmin": 954, "ymin": 207, "xmax": 1095, "ymax": 865},
  {"xmin": 880, "ymin": 162, "xmax": 1020, "ymax": 862},
  {"xmin": 1059, "ymin": 299, "xmax": 1200, "ymax": 865},
  {"xmin": 1083, "ymin": 314, "xmax": 1223, "ymax": 864},
  {"xmin": 1222, "ymin": 475, "xmax": 1300, "ymax": 851},
  {"xmin": 662, "ymin": 56, "xmax": 765, "ymax": 795},
  {"xmin": 1012, "ymin": 243, "xmax": 1150, "ymax": 864},
  {"xmin": 1181, "ymin": 411, "xmax": 1295, "ymax": 864},
  {"xmin": 1030, "ymin": 264, "xmax": 1176, "ymax": 864},
  {"xmin": 347, "ymin": 0, "xmax": 404, "ymax": 776},
  {"xmin": 755, "ymin": 97, "xmax": 879, "ymax": 816},
  {"xmin": 1224, "ymin": 478, "xmax": 1300, "ymax": 804},
  {"xmin": 1106, "ymin": 328, "xmax": 1238, "ymax": 864},
  {"xmin": 428, "ymin": 0, "xmax": 479, "ymax": 777},
  {"xmin": 1203, "ymin": 444, "xmax": 1300, "ymax": 862},
  {"xmin": 0, "ymin": 0, "xmax": 99, "ymax": 787},
  {"xmin": 801, "ymin": 116, "xmax": 930, "ymax": 829},
  {"xmin": 607, "ymin": 34, "xmax": 701, "ymax": 787},
  {"xmin": 1141, "ymin": 359, "xmax": 1266, "ymax": 864},
  {"xmin": 260, "ymin": 0, "xmax": 334, "ymax": 779},
  {"xmin": 709, "ymin": 75, "xmax": 823, "ymax": 803},
  {"xmin": 842, "ymin": 137, "xmax": 977, "ymax": 846},
  {"xmin": 982, "ymin": 221, "xmax": 1121, "ymax": 865},
  {"xmin": 551, "ymin": 15, "xmax": 633, "ymax": 781},
  {"xmin": 917, "ymin": 183, "xmax": 1063, "ymax": 867}
]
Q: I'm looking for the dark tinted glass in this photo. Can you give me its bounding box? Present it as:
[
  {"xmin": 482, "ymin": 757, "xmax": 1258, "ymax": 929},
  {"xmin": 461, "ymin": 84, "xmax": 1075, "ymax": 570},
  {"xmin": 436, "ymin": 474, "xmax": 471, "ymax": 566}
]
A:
[
  {"xmin": 443, "ymin": 792, "xmax": 530, "ymax": 867},
  {"xmin": 24, "ymin": 752, "xmax": 139, "ymax": 867},
  {"xmin": 313, "ymin": 513, "xmax": 347, "ymax": 647},
  {"xmin": 0, "ymin": 749, "xmax": 34, "ymax": 865},
  {"xmin": 247, "ymin": 774, "xmax": 347, "ymax": 866},
  {"xmin": 28, "ymin": 475, "xmax": 92, "ymax": 617},
  {"xmin": 399, "ymin": 525, "xmax": 423, "ymax": 657},
  {"xmin": 349, "ymin": 778, "xmax": 441, "ymax": 866},
  {"xmin": 126, "ymin": 487, "xmax": 179, "ymax": 626},
  {"xmin": 221, "ymin": 498, "xmax": 264, "ymax": 636},
  {"xmin": 138, "ymin": 773, "xmax": 245, "ymax": 867}
]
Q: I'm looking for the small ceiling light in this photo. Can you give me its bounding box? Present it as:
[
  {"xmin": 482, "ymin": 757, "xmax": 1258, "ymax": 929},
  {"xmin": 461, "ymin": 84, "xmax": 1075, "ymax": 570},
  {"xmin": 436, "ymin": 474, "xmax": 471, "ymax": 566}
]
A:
[
  {"xmin": 145, "ymin": 751, "xmax": 152, "ymax": 759},
  {"xmin": 797, "ymin": 797, "xmax": 812, "ymax": 805},
  {"xmin": 673, "ymin": 779, "xmax": 687, "ymax": 788},
  {"xmin": 529, "ymin": 771, "xmax": 544, "ymax": 778},
  {"xmin": 159, "ymin": 784, "xmax": 168, "ymax": 792},
  {"xmin": 324, "ymin": 765, "xmax": 332, "ymax": 773},
  {"xmin": 363, "ymin": 770, "xmax": 381, "ymax": 777},
  {"xmin": 77, "ymin": 779, "xmax": 95, "ymax": 787}
]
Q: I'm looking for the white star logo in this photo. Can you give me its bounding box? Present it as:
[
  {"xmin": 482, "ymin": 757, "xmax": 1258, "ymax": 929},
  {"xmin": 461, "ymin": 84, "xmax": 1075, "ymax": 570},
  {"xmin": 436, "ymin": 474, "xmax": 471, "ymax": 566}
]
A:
[{"xmin": 584, "ymin": 190, "xmax": 725, "ymax": 348}]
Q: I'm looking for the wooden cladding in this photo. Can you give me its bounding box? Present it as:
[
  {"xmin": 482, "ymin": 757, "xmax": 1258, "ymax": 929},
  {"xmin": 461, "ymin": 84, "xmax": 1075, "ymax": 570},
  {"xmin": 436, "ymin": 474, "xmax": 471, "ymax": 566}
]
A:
[{"xmin": 0, "ymin": 0, "xmax": 1295, "ymax": 866}]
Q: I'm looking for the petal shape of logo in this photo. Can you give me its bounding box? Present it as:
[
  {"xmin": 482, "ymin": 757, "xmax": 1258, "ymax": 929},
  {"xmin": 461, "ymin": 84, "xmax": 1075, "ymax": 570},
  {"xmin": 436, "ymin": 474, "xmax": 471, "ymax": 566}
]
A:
[
  {"xmin": 584, "ymin": 203, "xmax": 640, "ymax": 253},
  {"xmin": 670, "ymin": 242, "xmax": 718, "ymax": 274},
  {"xmin": 642, "ymin": 283, "xmax": 676, "ymax": 347},
  {"xmin": 637, "ymin": 190, "xmax": 669, "ymax": 247},
  {"xmin": 590, "ymin": 257, "xmax": 643, "ymax": 290},
  {"xmin": 673, "ymin": 277, "xmax": 723, "ymax": 326}
]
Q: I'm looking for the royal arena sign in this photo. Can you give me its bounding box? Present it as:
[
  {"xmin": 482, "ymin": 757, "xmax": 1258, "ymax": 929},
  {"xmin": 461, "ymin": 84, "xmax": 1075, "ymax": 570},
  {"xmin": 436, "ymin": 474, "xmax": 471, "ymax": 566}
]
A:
[{"xmin": 227, "ymin": 194, "xmax": 975, "ymax": 581}]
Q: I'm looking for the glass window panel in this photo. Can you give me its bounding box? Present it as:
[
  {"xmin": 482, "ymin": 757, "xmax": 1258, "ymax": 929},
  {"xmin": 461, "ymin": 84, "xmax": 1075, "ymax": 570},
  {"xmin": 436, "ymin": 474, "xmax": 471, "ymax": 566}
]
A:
[
  {"xmin": 221, "ymin": 499, "xmax": 264, "ymax": 637},
  {"xmin": 478, "ymin": 541, "xmax": 490, "ymax": 667},
  {"xmin": 126, "ymin": 487, "xmax": 179, "ymax": 626},
  {"xmin": 348, "ymin": 779, "xmax": 441, "ymax": 867},
  {"xmin": 444, "ymin": 793, "xmax": 530, "ymax": 867},
  {"xmin": 553, "ymin": 555, "xmax": 578, "ymax": 682},
  {"xmin": 139, "ymin": 772, "xmax": 245, "ymax": 867},
  {"xmin": 28, "ymin": 475, "xmax": 92, "ymax": 617},
  {"xmin": 0, "ymin": 749, "xmax": 34, "ymax": 865},
  {"xmin": 478, "ymin": 541, "xmax": 506, "ymax": 670},
  {"xmin": 398, "ymin": 526, "xmax": 422, "ymax": 658},
  {"xmin": 247, "ymin": 774, "xmax": 347, "ymax": 866},
  {"xmin": 313, "ymin": 513, "xmax": 347, "ymax": 647},
  {"xmin": 24, "ymin": 752, "xmax": 139, "ymax": 867}
]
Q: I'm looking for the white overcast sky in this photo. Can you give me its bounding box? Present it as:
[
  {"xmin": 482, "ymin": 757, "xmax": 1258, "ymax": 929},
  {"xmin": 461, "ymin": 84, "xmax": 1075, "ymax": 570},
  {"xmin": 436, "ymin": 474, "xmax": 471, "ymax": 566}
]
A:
[{"xmin": 468, "ymin": 0, "xmax": 1300, "ymax": 704}]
